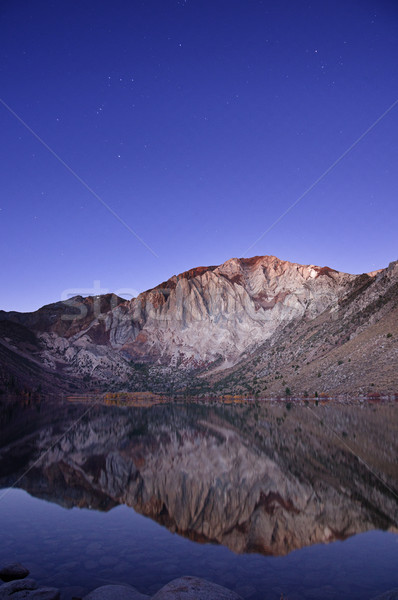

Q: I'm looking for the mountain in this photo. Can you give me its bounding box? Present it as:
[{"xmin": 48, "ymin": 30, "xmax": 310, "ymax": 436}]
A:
[{"xmin": 1, "ymin": 255, "xmax": 397, "ymax": 397}]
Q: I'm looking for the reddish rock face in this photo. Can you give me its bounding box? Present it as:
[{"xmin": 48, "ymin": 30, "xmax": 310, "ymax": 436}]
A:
[
  {"xmin": 313, "ymin": 266, "xmax": 338, "ymax": 278},
  {"xmin": 153, "ymin": 266, "xmax": 218, "ymax": 291},
  {"xmin": 1, "ymin": 255, "xmax": 397, "ymax": 395},
  {"xmin": 239, "ymin": 255, "xmax": 264, "ymax": 267},
  {"xmin": 177, "ymin": 265, "xmax": 218, "ymax": 281},
  {"xmin": 108, "ymin": 254, "xmax": 354, "ymax": 365}
]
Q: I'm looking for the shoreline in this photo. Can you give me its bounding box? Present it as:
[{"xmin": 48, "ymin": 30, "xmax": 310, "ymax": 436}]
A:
[
  {"xmin": 65, "ymin": 392, "xmax": 398, "ymax": 407},
  {"xmin": 1, "ymin": 391, "xmax": 398, "ymax": 408}
]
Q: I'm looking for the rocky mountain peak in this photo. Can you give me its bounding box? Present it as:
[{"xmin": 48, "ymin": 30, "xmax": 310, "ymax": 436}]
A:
[{"xmin": 0, "ymin": 254, "xmax": 397, "ymax": 397}]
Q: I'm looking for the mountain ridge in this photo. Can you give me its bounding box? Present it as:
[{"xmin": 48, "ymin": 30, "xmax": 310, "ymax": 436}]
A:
[{"xmin": 1, "ymin": 255, "xmax": 397, "ymax": 397}]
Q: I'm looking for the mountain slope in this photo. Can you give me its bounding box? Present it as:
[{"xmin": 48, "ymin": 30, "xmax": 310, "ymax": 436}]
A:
[{"xmin": 0, "ymin": 255, "xmax": 397, "ymax": 397}]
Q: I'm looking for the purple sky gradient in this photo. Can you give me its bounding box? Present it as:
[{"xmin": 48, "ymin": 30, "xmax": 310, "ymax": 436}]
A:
[{"xmin": 1, "ymin": 0, "xmax": 397, "ymax": 312}]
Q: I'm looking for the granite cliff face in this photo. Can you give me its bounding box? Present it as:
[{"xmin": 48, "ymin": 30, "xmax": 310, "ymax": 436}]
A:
[
  {"xmin": 104, "ymin": 256, "xmax": 353, "ymax": 364},
  {"xmin": 0, "ymin": 401, "xmax": 397, "ymax": 556},
  {"xmin": 0, "ymin": 255, "xmax": 397, "ymax": 396}
]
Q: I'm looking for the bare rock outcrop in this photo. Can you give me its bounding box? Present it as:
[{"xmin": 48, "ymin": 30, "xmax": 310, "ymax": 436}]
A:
[{"xmin": 0, "ymin": 255, "xmax": 397, "ymax": 396}]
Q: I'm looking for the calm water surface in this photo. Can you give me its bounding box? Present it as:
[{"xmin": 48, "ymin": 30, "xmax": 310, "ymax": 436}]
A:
[{"xmin": 0, "ymin": 398, "xmax": 397, "ymax": 599}]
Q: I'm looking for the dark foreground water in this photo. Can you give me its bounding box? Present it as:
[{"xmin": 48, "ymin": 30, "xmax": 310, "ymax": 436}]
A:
[{"xmin": 0, "ymin": 398, "xmax": 397, "ymax": 599}]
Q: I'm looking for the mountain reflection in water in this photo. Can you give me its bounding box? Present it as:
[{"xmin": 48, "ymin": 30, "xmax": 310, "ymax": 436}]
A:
[{"xmin": 0, "ymin": 398, "xmax": 397, "ymax": 557}]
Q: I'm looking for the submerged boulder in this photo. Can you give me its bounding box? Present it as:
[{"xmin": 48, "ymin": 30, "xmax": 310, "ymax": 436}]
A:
[
  {"xmin": 0, "ymin": 578, "xmax": 59, "ymax": 600},
  {"xmin": 0, "ymin": 563, "xmax": 30, "ymax": 582},
  {"xmin": 152, "ymin": 576, "xmax": 244, "ymax": 600},
  {"xmin": 0, "ymin": 578, "xmax": 38, "ymax": 597},
  {"xmin": 371, "ymin": 591, "xmax": 398, "ymax": 600},
  {"xmin": 84, "ymin": 584, "xmax": 150, "ymax": 600}
]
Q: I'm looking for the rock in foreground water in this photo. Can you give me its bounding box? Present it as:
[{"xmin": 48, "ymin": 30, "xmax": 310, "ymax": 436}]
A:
[
  {"xmin": 0, "ymin": 578, "xmax": 38, "ymax": 597},
  {"xmin": 152, "ymin": 576, "xmax": 244, "ymax": 600},
  {"xmin": 371, "ymin": 591, "xmax": 398, "ymax": 600},
  {"xmin": 0, "ymin": 578, "xmax": 59, "ymax": 600},
  {"xmin": 0, "ymin": 563, "xmax": 30, "ymax": 582},
  {"xmin": 84, "ymin": 584, "xmax": 150, "ymax": 600}
]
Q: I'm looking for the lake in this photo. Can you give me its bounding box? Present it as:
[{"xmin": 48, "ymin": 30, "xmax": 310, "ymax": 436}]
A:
[{"xmin": 0, "ymin": 397, "xmax": 397, "ymax": 599}]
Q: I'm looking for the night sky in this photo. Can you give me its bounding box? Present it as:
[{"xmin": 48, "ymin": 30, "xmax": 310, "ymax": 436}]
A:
[{"xmin": 1, "ymin": 0, "xmax": 397, "ymax": 312}]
